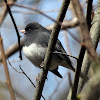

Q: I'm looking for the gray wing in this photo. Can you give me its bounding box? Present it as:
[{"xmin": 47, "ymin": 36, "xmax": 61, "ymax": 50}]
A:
[
  {"xmin": 36, "ymin": 30, "xmax": 73, "ymax": 68},
  {"xmin": 55, "ymin": 40, "xmax": 73, "ymax": 68}
]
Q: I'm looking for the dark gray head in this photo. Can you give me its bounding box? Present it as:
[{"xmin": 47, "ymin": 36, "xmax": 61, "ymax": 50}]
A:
[
  {"xmin": 22, "ymin": 22, "xmax": 50, "ymax": 46},
  {"xmin": 25, "ymin": 22, "xmax": 46, "ymax": 34}
]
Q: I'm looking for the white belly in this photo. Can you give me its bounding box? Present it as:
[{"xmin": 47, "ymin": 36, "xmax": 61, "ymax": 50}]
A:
[
  {"xmin": 23, "ymin": 43, "xmax": 61, "ymax": 70},
  {"xmin": 23, "ymin": 43, "xmax": 46, "ymax": 67}
]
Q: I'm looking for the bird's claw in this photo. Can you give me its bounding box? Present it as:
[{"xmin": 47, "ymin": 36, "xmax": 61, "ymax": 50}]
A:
[
  {"xmin": 40, "ymin": 61, "xmax": 44, "ymax": 69},
  {"xmin": 35, "ymin": 73, "xmax": 40, "ymax": 82}
]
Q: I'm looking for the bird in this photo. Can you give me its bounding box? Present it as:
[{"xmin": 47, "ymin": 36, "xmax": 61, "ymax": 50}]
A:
[{"xmin": 20, "ymin": 22, "xmax": 87, "ymax": 80}]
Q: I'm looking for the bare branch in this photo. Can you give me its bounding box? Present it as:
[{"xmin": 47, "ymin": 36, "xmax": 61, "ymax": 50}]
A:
[
  {"xmin": 7, "ymin": 59, "xmax": 22, "ymax": 73},
  {"xmin": 19, "ymin": 65, "xmax": 36, "ymax": 88},
  {"xmin": 8, "ymin": 2, "xmax": 79, "ymax": 30},
  {"xmin": 0, "ymin": 34, "xmax": 16, "ymax": 100},
  {"xmin": 0, "ymin": 39, "xmax": 23, "ymax": 62},
  {"xmin": 80, "ymin": 61, "xmax": 100, "ymax": 100},
  {"xmin": 47, "ymin": 18, "xmax": 79, "ymax": 30},
  {"xmin": 4, "ymin": 0, "xmax": 22, "ymax": 60},
  {"xmin": 86, "ymin": 0, "xmax": 93, "ymax": 30},
  {"xmin": 78, "ymin": 3, "xmax": 100, "ymax": 93},
  {"xmin": 72, "ymin": 0, "xmax": 97, "ymax": 59},
  {"xmin": 67, "ymin": 0, "xmax": 94, "ymax": 99},
  {"xmin": 0, "ymin": 6, "xmax": 7, "ymax": 25}
]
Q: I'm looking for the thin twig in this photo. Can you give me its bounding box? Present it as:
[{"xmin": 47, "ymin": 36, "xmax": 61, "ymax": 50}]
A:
[
  {"xmin": 19, "ymin": 66, "xmax": 46, "ymax": 100},
  {"xmin": 2, "ymin": 18, "xmax": 78, "ymax": 31},
  {"xmin": 9, "ymin": 3, "xmax": 62, "ymax": 26},
  {"xmin": 8, "ymin": 2, "xmax": 76, "ymax": 30},
  {"xmin": 0, "ymin": 34, "xmax": 16, "ymax": 100},
  {"xmin": 19, "ymin": 65, "xmax": 36, "ymax": 88},
  {"xmin": 12, "ymin": 9, "xmax": 59, "ymax": 14},
  {"xmin": 47, "ymin": 18, "xmax": 79, "ymax": 30},
  {"xmin": 4, "ymin": 0, "xmax": 22, "ymax": 60},
  {"xmin": 53, "ymin": 51, "xmax": 78, "ymax": 60},
  {"xmin": 67, "ymin": 30, "xmax": 81, "ymax": 43},
  {"xmin": 7, "ymin": 59, "xmax": 22, "ymax": 73},
  {"xmin": 6, "ymin": 59, "xmax": 45, "ymax": 100}
]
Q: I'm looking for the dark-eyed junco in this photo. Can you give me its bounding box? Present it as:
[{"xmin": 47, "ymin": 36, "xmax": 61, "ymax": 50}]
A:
[{"xmin": 20, "ymin": 22, "xmax": 87, "ymax": 80}]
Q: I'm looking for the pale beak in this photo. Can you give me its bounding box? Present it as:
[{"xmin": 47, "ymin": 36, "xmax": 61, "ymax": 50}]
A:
[{"xmin": 20, "ymin": 30, "xmax": 26, "ymax": 34}]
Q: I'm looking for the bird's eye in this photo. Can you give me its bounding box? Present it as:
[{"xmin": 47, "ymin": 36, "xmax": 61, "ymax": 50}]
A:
[{"xmin": 28, "ymin": 29, "xmax": 31, "ymax": 32}]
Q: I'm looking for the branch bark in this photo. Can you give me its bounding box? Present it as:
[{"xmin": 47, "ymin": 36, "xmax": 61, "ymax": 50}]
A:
[
  {"xmin": 86, "ymin": 0, "xmax": 93, "ymax": 30},
  {"xmin": 0, "ymin": 34, "xmax": 15, "ymax": 100},
  {"xmin": 33, "ymin": 0, "xmax": 71, "ymax": 100},
  {"xmin": 77, "ymin": 3, "xmax": 100, "ymax": 93},
  {"xmin": 0, "ymin": 39, "xmax": 23, "ymax": 62},
  {"xmin": 47, "ymin": 17, "xmax": 79, "ymax": 31},
  {"xmin": 0, "ymin": 6, "xmax": 7, "ymax": 25},
  {"xmin": 8, "ymin": 2, "xmax": 79, "ymax": 30},
  {"xmin": 4, "ymin": 0, "xmax": 22, "ymax": 60},
  {"xmin": 67, "ymin": 0, "xmax": 94, "ymax": 99},
  {"xmin": 80, "ymin": 61, "xmax": 100, "ymax": 100}
]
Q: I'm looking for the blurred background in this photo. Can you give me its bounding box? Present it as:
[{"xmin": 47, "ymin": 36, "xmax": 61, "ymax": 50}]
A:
[{"xmin": 0, "ymin": 0, "xmax": 99, "ymax": 100}]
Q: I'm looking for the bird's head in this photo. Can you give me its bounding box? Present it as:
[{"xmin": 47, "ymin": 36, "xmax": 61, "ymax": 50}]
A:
[{"xmin": 20, "ymin": 22, "xmax": 44, "ymax": 35}]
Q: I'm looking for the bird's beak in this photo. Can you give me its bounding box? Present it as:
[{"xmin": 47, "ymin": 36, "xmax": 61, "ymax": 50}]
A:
[{"xmin": 20, "ymin": 30, "xmax": 26, "ymax": 34}]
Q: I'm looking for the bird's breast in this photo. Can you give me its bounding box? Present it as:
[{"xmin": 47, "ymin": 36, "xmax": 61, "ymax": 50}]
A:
[{"xmin": 23, "ymin": 43, "xmax": 47, "ymax": 67}]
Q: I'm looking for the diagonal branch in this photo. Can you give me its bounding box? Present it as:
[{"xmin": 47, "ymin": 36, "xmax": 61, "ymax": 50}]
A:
[
  {"xmin": 4, "ymin": 0, "xmax": 22, "ymax": 60},
  {"xmin": 67, "ymin": 0, "xmax": 94, "ymax": 99},
  {"xmin": 33, "ymin": 0, "xmax": 71, "ymax": 100},
  {"xmin": 19, "ymin": 66, "xmax": 46, "ymax": 100},
  {"xmin": 72, "ymin": 0, "xmax": 96, "ymax": 59},
  {"xmin": 78, "ymin": 3, "xmax": 100, "ymax": 93},
  {"xmin": 8, "ymin": 2, "xmax": 78, "ymax": 30}
]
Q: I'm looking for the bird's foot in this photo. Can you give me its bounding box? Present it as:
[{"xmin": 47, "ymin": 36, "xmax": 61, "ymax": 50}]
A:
[
  {"xmin": 35, "ymin": 73, "xmax": 48, "ymax": 82},
  {"xmin": 35, "ymin": 73, "xmax": 40, "ymax": 82},
  {"xmin": 40, "ymin": 61, "xmax": 44, "ymax": 69}
]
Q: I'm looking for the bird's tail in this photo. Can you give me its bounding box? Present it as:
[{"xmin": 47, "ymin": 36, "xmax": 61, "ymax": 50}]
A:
[{"xmin": 61, "ymin": 61, "xmax": 89, "ymax": 81}]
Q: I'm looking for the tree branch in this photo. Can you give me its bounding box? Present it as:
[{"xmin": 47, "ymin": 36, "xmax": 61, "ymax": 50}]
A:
[
  {"xmin": 67, "ymin": 0, "xmax": 94, "ymax": 99},
  {"xmin": 19, "ymin": 66, "xmax": 46, "ymax": 100},
  {"xmin": 0, "ymin": 39, "xmax": 23, "ymax": 62},
  {"xmin": 86, "ymin": 0, "xmax": 93, "ymax": 30},
  {"xmin": 4, "ymin": 0, "xmax": 22, "ymax": 60},
  {"xmin": 0, "ymin": 34, "xmax": 15, "ymax": 100},
  {"xmin": 78, "ymin": 3, "xmax": 100, "ymax": 93},
  {"xmin": 47, "ymin": 17, "xmax": 79, "ymax": 30},
  {"xmin": 80, "ymin": 61, "xmax": 100, "ymax": 100},
  {"xmin": 33, "ymin": 0, "xmax": 70, "ymax": 100},
  {"xmin": 8, "ymin": 2, "xmax": 79, "ymax": 30},
  {"xmin": 0, "ymin": 6, "xmax": 7, "ymax": 25}
]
